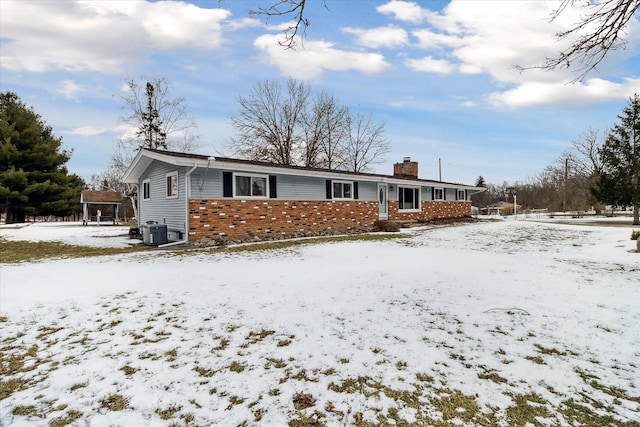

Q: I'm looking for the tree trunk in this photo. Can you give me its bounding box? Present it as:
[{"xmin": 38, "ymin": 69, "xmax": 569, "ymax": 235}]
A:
[
  {"xmin": 129, "ymin": 195, "xmax": 138, "ymax": 224},
  {"xmin": 6, "ymin": 205, "xmax": 26, "ymax": 224}
]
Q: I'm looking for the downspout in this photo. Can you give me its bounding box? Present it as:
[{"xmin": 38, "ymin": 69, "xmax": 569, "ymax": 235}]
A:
[{"xmin": 159, "ymin": 163, "xmax": 198, "ymax": 248}]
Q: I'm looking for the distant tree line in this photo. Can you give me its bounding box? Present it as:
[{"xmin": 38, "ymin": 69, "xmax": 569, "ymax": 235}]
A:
[{"xmin": 473, "ymin": 94, "xmax": 640, "ymax": 225}]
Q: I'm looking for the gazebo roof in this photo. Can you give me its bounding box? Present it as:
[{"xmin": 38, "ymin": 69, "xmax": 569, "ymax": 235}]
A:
[{"xmin": 81, "ymin": 190, "xmax": 123, "ymax": 204}]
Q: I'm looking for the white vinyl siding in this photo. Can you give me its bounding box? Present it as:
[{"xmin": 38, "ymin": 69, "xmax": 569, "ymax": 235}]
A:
[{"xmin": 139, "ymin": 161, "xmax": 186, "ymax": 235}]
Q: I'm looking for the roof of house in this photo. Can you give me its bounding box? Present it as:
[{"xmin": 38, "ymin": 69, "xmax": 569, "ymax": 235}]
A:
[
  {"xmin": 80, "ymin": 190, "xmax": 123, "ymax": 204},
  {"xmin": 123, "ymin": 148, "xmax": 485, "ymax": 192}
]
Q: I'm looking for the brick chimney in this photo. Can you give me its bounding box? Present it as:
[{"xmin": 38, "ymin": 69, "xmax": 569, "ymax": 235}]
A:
[{"xmin": 393, "ymin": 157, "xmax": 418, "ymax": 178}]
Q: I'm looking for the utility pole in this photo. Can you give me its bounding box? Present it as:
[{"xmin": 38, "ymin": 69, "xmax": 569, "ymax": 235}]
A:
[
  {"xmin": 438, "ymin": 158, "xmax": 442, "ymax": 181},
  {"xmin": 563, "ymin": 157, "xmax": 568, "ymax": 213}
]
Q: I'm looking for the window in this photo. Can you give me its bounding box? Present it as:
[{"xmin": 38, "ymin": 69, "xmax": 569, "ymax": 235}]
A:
[
  {"xmin": 434, "ymin": 188, "xmax": 444, "ymax": 200},
  {"xmin": 166, "ymin": 172, "xmax": 178, "ymax": 198},
  {"xmin": 234, "ymin": 173, "xmax": 268, "ymax": 198},
  {"xmin": 333, "ymin": 181, "xmax": 353, "ymax": 199},
  {"xmin": 399, "ymin": 186, "xmax": 420, "ymax": 211},
  {"xmin": 142, "ymin": 179, "xmax": 150, "ymax": 200},
  {"xmin": 457, "ymin": 189, "xmax": 466, "ymax": 200}
]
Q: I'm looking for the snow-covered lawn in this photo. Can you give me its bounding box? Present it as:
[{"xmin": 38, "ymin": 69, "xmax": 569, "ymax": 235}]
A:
[{"xmin": 1, "ymin": 219, "xmax": 639, "ymax": 426}]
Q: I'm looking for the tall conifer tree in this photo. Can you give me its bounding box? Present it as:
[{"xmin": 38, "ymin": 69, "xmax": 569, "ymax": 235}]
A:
[{"xmin": 0, "ymin": 92, "xmax": 82, "ymax": 223}]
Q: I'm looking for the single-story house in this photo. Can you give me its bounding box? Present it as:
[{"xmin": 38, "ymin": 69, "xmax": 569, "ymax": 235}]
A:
[{"xmin": 123, "ymin": 148, "xmax": 485, "ymax": 245}]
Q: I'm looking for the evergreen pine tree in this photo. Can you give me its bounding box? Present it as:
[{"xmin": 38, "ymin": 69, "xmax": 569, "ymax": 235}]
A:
[
  {"xmin": 592, "ymin": 94, "xmax": 640, "ymax": 225},
  {"xmin": 0, "ymin": 92, "xmax": 83, "ymax": 223}
]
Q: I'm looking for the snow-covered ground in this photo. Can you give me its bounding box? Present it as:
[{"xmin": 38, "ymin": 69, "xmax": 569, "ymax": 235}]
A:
[{"xmin": 1, "ymin": 219, "xmax": 639, "ymax": 426}]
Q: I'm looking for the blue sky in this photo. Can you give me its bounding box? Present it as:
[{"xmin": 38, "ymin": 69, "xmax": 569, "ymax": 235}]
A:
[{"xmin": 1, "ymin": 0, "xmax": 639, "ymax": 185}]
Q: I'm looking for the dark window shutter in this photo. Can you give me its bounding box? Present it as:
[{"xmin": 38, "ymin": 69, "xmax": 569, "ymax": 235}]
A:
[
  {"xmin": 432, "ymin": 187, "xmax": 435, "ymax": 200},
  {"xmin": 269, "ymin": 175, "xmax": 277, "ymax": 198},
  {"xmin": 465, "ymin": 189, "xmax": 468, "ymax": 200},
  {"xmin": 399, "ymin": 187, "xmax": 404, "ymax": 205},
  {"xmin": 353, "ymin": 182, "xmax": 359, "ymax": 199},
  {"xmin": 455, "ymin": 189, "xmax": 459, "ymax": 200},
  {"xmin": 443, "ymin": 188, "xmax": 446, "ymax": 200},
  {"xmin": 326, "ymin": 180, "xmax": 332, "ymax": 199},
  {"xmin": 415, "ymin": 188, "xmax": 419, "ymax": 208},
  {"xmin": 223, "ymin": 171, "xmax": 232, "ymax": 197}
]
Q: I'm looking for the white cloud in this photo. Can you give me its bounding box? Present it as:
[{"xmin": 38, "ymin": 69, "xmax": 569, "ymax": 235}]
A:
[
  {"xmin": 225, "ymin": 17, "xmax": 262, "ymax": 31},
  {"xmin": 58, "ymin": 80, "xmax": 84, "ymax": 99},
  {"xmin": 254, "ymin": 35, "xmax": 389, "ymax": 79},
  {"xmin": 343, "ymin": 26, "xmax": 409, "ymax": 49},
  {"xmin": 0, "ymin": 1, "xmax": 231, "ymax": 74},
  {"xmin": 396, "ymin": 0, "xmax": 640, "ymax": 106},
  {"xmin": 377, "ymin": 1, "xmax": 436, "ymax": 24},
  {"xmin": 64, "ymin": 126, "xmax": 107, "ymax": 136},
  {"xmin": 489, "ymin": 78, "xmax": 640, "ymax": 108},
  {"xmin": 405, "ymin": 56, "xmax": 454, "ymax": 74}
]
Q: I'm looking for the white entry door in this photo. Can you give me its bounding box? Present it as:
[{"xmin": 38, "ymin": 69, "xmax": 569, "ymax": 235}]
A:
[{"xmin": 378, "ymin": 184, "xmax": 388, "ymax": 220}]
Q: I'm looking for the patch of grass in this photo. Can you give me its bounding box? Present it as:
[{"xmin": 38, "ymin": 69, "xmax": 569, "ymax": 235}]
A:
[
  {"xmin": 265, "ymin": 358, "xmax": 287, "ymax": 369},
  {"xmin": 218, "ymin": 233, "xmax": 405, "ymax": 255},
  {"xmin": 12, "ymin": 405, "xmax": 40, "ymax": 417},
  {"xmin": 328, "ymin": 377, "xmax": 382, "ymax": 398},
  {"xmin": 193, "ymin": 366, "xmax": 215, "ymax": 377},
  {"xmin": 243, "ymin": 329, "xmax": 275, "ymax": 347},
  {"xmin": 156, "ymin": 405, "xmax": 181, "ymax": 420},
  {"xmin": 534, "ymin": 343, "xmax": 567, "ymax": 356},
  {"xmin": 165, "ymin": 348, "xmax": 178, "ymax": 362},
  {"xmin": 0, "ymin": 238, "xmax": 146, "ymax": 263},
  {"xmin": 120, "ymin": 365, "xmax": 138, "ymax": 376},
  {"xmin": 50, "ymin": 410, "xmax": 83, "ymax": 427},
  {"xmin": 228, "ymin": 361, "xmax": 246, "ymax": 373},
  {"xmin": 69, "ymin": 382, "xmax": 87, "ymax": 392},
  {"xmin": 292, "ymin": 392, "xmax": 316, "ymax": 410},
  {"xmin": 478, "ymin": 370, "xmax": 508, "ymax": 384},
  {"xmin": 429, "ymin": 389, "xmax": 485, "ymax": 423},
  {"xmin": 213, "ymin": 337, "xmax": 230, "ymax": 351},
  {"xmin": 100, "ymin": 394, "xmax": 130, "ymax": 411},
  {"xmin": 525, "ymin": 355, "xmax": 546, "ymax": 365},
  {"xmin": 505, "ymin": 393, "xmax": 551, "ymax": 427}
]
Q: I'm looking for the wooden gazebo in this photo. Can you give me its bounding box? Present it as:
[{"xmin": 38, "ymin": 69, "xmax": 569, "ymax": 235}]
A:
[{"xmin": 80, "ymin": 190, "xmax": 122, "ymax": 225}]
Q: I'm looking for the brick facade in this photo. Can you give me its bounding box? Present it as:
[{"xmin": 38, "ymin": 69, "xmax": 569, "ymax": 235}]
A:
[
  {"xmin": 388, "ymin": 200, "xmax": 471, "ymax": 222},
  {"xmin": 188, "ymin": 198, "xmax": 472, "ymax": 245},
  {"xmin": 189, "ymin": 199, "xmax": 378, "ymax": 245}
]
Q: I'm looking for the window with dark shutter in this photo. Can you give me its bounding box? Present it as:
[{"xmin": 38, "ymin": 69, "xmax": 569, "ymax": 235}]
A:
[
  {"xmin": 269, "ymin": 175, "xmax": 277, "ymax": 198},
  {"xmin": 326, "ymin": 180, "xmax": 332, "ymax": 199},
  {"xmin": 223, "ymin": 171, "xmax": 232, "ymax": 197},
  {"xmin": 353, "ymin": 182, "xmax": 359, "ymax": 200}
]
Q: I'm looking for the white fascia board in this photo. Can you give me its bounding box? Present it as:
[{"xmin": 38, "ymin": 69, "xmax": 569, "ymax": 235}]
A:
[{"xmin": 122, "ymin": 149, "xmax": 205, "ymax": 183}]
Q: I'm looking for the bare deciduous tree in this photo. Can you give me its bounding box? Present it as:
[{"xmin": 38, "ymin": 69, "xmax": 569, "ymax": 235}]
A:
[
  {"xmin": 103, "ymin": 77, "xmax": 200, "ymax": 219},
  {"xmin": 229, "ymin": 78, "xmax": 390, "ymax": 171},
  {"xmin": 343, "ymin": 112, "xmax": 390, "ymax": 173},
  {"xmin": 249, "ymin": 0, "xmax": 329, "ymax": 48},
  {"xmin": 304, "ymin": 91, "xmax": 348, "ymax": 169},
  {"xmin": 518, "ymin": 0, "xmax": 639, "ymax": 81},
  {"xmin": 230, "ymin": 78, "xmax": 309, "ymax": 165}
]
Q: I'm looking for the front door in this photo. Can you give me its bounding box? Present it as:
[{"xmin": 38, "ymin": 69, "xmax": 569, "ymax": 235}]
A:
[{"xmin": 378, "ymin": 184, "xmax": 388, "ymax": 220}]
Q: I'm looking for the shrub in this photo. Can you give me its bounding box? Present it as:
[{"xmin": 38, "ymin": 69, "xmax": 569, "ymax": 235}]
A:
[
  {"xmin": 631, "ymin": 230, "xmax": 640, "ymax": 241},
  {"xmin": 373, "ymin": 220, "xmax": 401, "ymax": 232}
]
